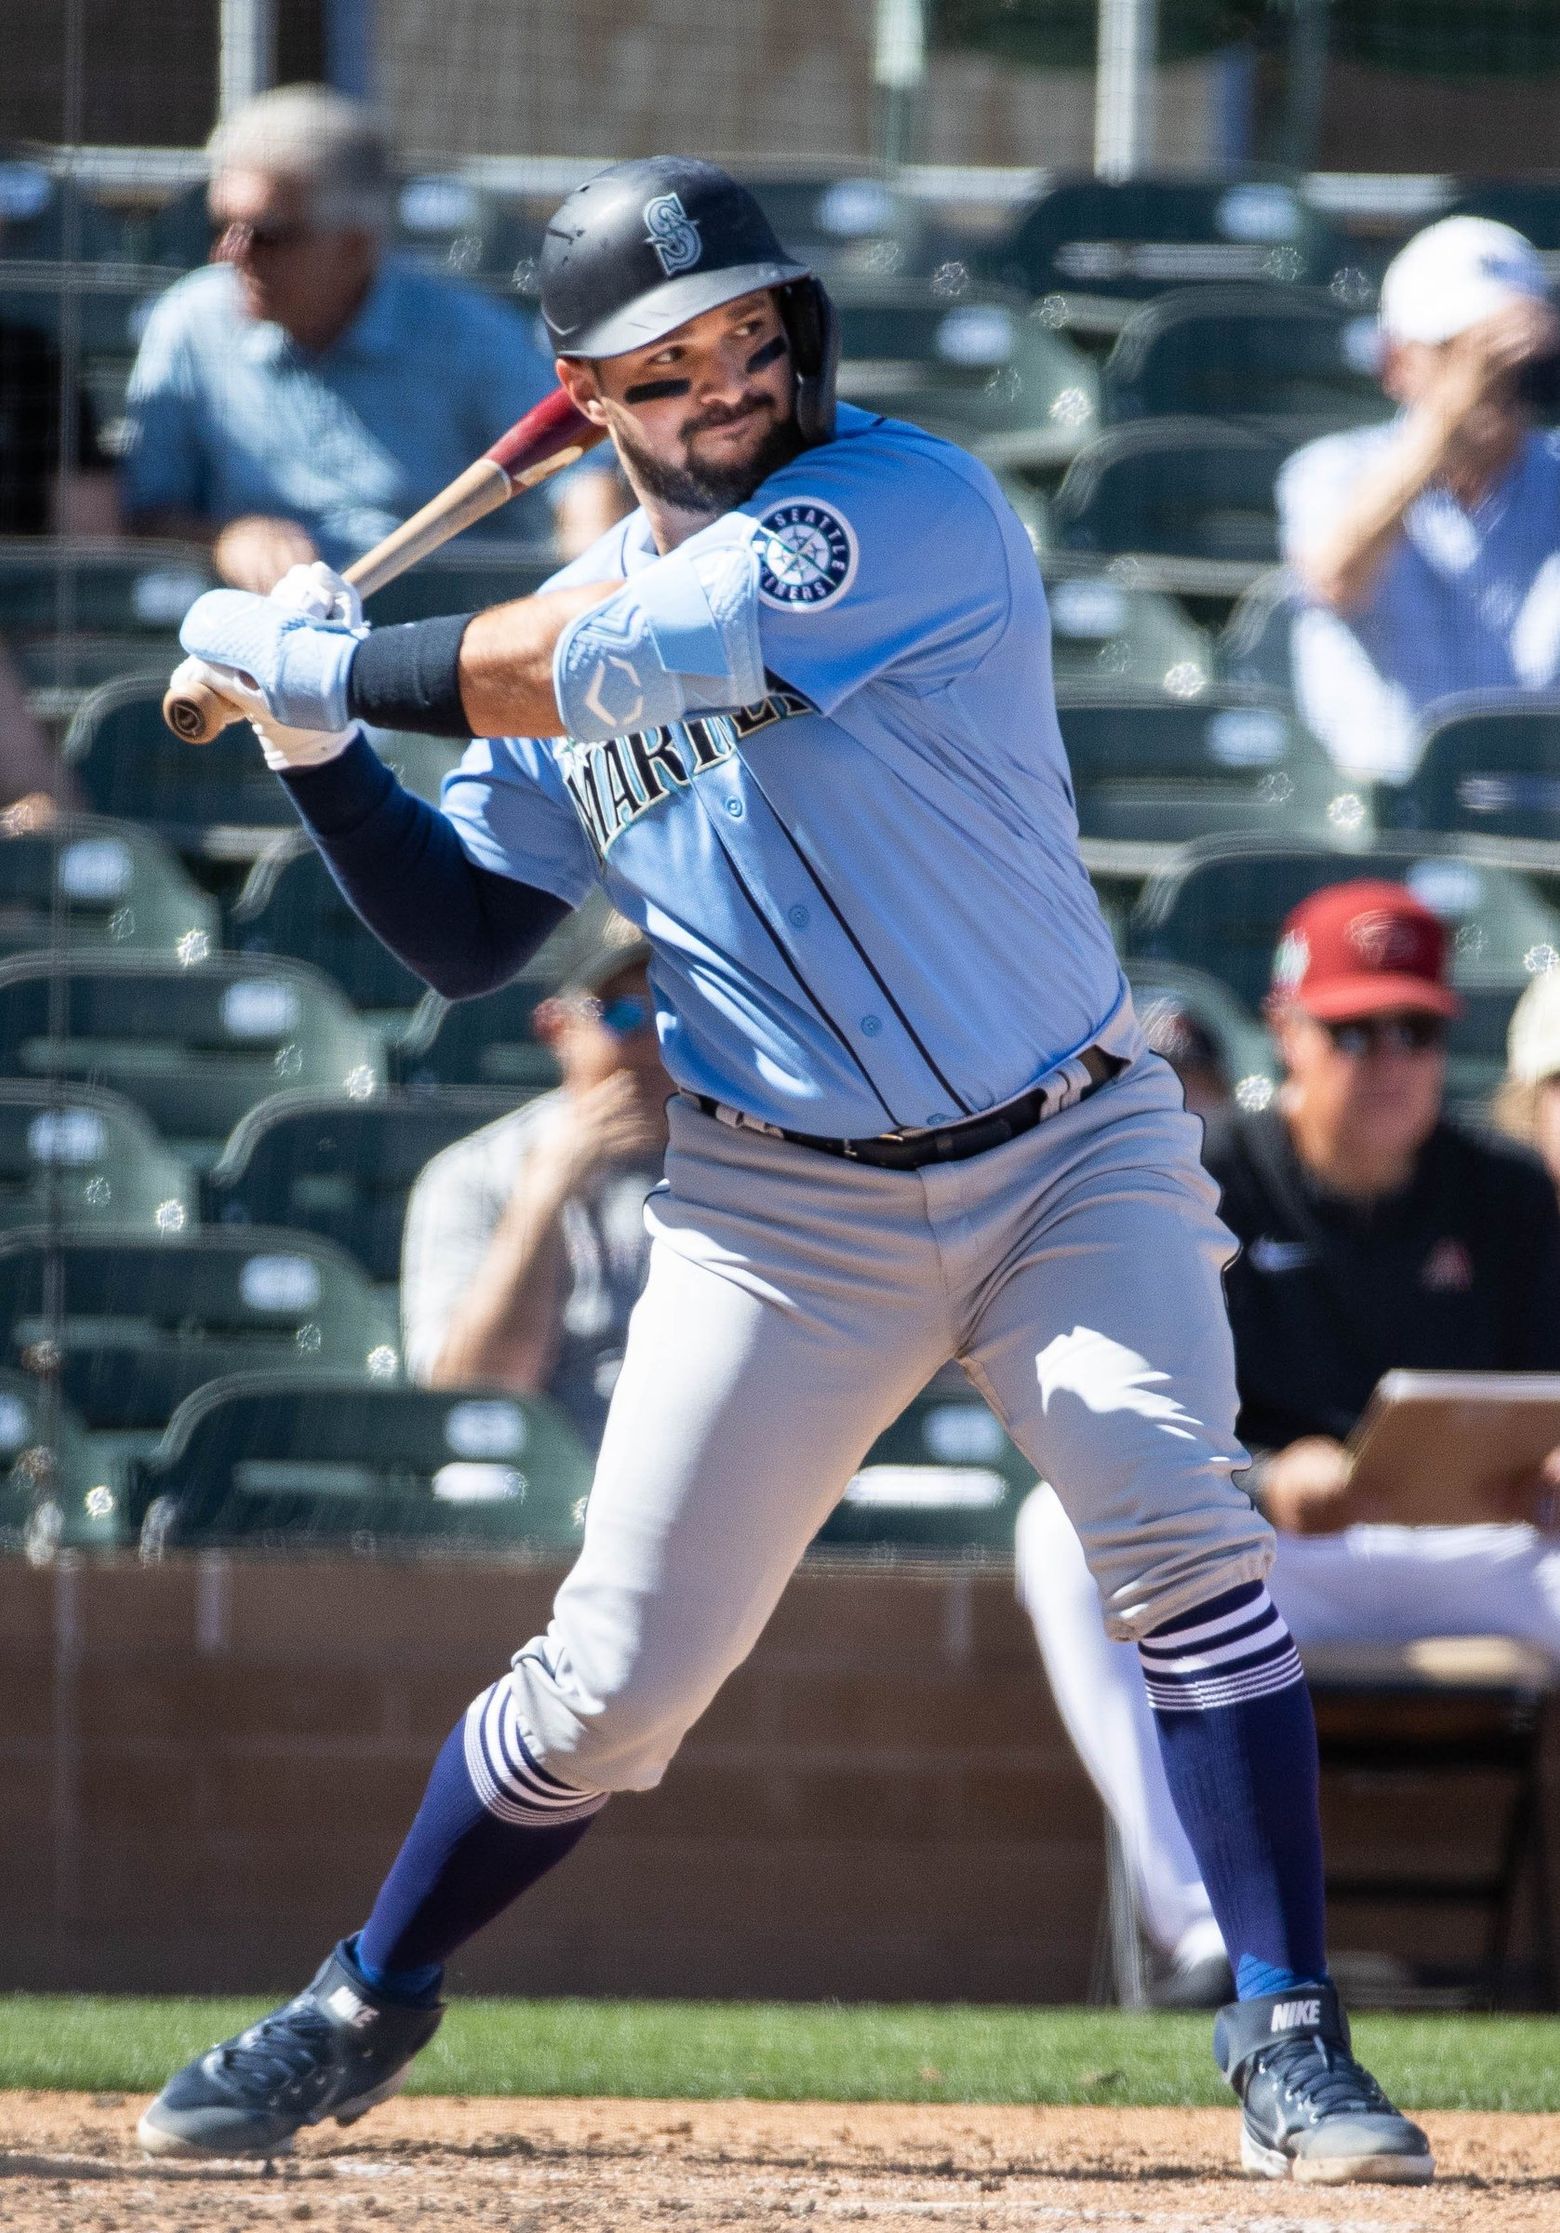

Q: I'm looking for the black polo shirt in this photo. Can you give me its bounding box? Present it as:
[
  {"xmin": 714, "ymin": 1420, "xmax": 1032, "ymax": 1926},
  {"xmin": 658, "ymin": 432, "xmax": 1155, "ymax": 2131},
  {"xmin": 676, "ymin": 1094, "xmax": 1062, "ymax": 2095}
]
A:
[
  {"xmin": 0, "ymin": 316, "xmax": 102, "ymax": 534},
  {"xmin": 1203, "ymin": 1107, "xmax": 1560, "ymax": 1453}
]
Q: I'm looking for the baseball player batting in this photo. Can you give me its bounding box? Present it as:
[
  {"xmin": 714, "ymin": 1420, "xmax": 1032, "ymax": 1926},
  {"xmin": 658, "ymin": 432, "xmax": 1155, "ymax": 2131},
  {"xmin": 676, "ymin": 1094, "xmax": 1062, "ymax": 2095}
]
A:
[{"xmin": 141, "ymin": 157, "xmax": 1430, "ymax": 2185}]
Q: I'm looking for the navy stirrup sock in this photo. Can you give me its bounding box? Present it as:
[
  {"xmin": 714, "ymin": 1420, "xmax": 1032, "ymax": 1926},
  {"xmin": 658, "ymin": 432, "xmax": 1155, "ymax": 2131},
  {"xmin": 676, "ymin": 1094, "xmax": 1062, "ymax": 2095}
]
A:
[
  {"xmin": 1138, "ymin": 1579, "xmax": 1328, "ymax": 2000},
  {"xmin": 354, "ymin": 1678, "xmax": 607, "ymax": 1991}
]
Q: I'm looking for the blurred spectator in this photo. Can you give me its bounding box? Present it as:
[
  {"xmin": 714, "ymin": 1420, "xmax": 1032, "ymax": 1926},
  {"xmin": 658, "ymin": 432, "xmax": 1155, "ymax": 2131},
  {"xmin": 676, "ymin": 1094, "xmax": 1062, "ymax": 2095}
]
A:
[
  {"xmin": 122, "ymin": 85, "xmax": 621, "ymax": 589},
  {"xmin": 1139, "ymin": 996, "xmax": 1230, "ymax": 1122},
  {"xmin": 1279, "ymin": 217, "xmax": 1560, "ymax": 782},
  {"xmin": 0, "ymin": 182, "xmax": 111, "ymax": 811},
  {"xmin": 401, "ymin": 927, "xmax": 667, "ymax": 1444},
  {"xmin": 1018, "ymin": 878, "xmax": 1560, "ymax": 2005},
  {"xmin": 1493, "ymin": 965, "xmax": 1560, "ymax": 1197}
]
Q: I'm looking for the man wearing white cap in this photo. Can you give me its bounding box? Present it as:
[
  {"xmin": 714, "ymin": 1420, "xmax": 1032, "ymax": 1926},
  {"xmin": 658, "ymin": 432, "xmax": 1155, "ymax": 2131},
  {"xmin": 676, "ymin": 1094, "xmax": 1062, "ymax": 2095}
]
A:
[
  {"xmin": 1278, "ymin": 216, "xmax": 1560, "ymax": 782},
  {"xmin": 1495, "ymin": 966, "xmax": 1560, "ymax": 1197}
]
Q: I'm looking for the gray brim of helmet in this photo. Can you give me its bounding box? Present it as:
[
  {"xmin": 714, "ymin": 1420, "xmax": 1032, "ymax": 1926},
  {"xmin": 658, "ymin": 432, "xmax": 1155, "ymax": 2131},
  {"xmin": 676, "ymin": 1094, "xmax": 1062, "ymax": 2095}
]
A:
[{"xmin": 551, "ymin": 256, "xmax": 810, "ymax": 360}]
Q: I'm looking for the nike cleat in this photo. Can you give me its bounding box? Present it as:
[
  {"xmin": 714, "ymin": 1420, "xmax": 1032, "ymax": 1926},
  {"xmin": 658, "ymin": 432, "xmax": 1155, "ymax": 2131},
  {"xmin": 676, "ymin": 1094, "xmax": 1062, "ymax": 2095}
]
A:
[
  {"xmin": 137, "ymin": 1941, "xmax": 443, "ymax": 2159},
  {"xmin": 1215, "ymin": 1984, "xmax": 1433, "ymax": 2185}
]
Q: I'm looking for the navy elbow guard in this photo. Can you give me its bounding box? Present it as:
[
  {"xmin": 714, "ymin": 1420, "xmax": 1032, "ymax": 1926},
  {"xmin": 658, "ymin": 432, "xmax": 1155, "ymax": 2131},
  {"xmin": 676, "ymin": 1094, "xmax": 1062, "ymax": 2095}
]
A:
[{"xmin": 346, "ymin": 613, "xmax": 476, "ymax": 738}]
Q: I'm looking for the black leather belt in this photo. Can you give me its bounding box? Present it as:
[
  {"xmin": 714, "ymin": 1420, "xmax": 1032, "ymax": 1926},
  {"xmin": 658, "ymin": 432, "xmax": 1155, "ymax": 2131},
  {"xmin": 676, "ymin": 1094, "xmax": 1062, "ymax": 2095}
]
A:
[{"xmin": 696, "ymin": 1046, "xmax": 1120, "ymax": 1171}]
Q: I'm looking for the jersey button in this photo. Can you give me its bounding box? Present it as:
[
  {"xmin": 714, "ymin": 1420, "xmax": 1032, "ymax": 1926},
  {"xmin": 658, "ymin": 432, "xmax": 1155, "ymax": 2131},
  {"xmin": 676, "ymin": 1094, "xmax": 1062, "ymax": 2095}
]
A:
[
  {"xmin": 724, "ymin": 798, "xmax": 744, "ymax": 818},
  {"xmin": 860, "ymin": 1015, "xmax": 882, "ymax": 1037},
  {"xmin": 925, "ymin": 1111, "xmax": 950, "ymax": 1126},
  {"xmin": 788, "ymin": 905, "xmax": 810, "ymax": 929}
]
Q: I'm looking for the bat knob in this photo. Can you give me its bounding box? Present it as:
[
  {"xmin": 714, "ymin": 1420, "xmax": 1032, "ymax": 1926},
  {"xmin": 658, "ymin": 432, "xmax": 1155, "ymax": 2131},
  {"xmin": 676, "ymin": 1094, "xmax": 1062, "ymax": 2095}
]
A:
[{"xmin": 164, "ymin": 693, "xmax": 211, "ymax": 741}]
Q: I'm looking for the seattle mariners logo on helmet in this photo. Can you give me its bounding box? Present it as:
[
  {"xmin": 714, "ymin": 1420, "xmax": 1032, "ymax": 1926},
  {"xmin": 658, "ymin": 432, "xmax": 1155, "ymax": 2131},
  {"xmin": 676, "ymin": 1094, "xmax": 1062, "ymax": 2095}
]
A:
[
  {"xmin": 756, "ymin": 498, "xmax": 858, "ymax": 611},
  {"xmin": 643, "ymin": 192, "xmax": 703, "ymax": 278}
]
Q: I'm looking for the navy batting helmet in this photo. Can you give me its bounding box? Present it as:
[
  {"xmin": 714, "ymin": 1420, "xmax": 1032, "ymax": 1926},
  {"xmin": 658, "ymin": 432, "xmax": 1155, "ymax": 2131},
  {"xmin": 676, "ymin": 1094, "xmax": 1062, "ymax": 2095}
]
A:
[{"xmin": 539, "ymin": 156, "xmax": 839, "ymax": 443}]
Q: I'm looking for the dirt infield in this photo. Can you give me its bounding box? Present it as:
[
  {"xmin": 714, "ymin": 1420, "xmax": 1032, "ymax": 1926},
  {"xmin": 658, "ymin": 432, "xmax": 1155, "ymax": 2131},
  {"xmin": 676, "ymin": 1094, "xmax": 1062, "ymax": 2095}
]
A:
[{"xmin": 2, "ymin": 2095, "xmax": 1559, "ymax": 2231}]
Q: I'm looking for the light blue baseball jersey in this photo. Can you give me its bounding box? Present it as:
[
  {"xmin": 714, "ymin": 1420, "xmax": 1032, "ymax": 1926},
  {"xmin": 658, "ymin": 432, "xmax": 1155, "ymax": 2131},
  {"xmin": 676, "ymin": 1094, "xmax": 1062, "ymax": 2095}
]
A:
[
  {"xmin": 442, "ymin": 402, "xmax": 1135, "ymax": 1139},
  {"xmin": 122, "ymin": 257, "xmax": 595, "ymax": 562},
  {"xmin": 1278, "ymin": 422, "xmax": 1560, "ymax": 780}
]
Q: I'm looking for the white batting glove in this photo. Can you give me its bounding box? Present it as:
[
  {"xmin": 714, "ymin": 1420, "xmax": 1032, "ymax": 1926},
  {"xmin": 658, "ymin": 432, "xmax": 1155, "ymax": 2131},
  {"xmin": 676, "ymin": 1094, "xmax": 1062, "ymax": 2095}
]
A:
[
  {"xmin": 270, "ymin": 560, "xmax": 365, "ymax": 629},
  {"xmin": 166, "ymin": 653, "xmax": 358, "ymax": 774}
]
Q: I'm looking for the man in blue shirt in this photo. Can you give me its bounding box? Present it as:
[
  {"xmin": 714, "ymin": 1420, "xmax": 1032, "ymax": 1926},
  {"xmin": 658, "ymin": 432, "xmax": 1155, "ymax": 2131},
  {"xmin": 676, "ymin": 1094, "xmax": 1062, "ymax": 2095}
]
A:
[
  {"xmin": 122, "ymin": 84, "xmax": 620, "ymax": 590},
  {"xmin": 1279, "ymin": 215, "xmax": 1560, "ymax": 782},
  {"xmin": 142, "ymin": 158, "xmax": 1430, "ymax": 2187}
]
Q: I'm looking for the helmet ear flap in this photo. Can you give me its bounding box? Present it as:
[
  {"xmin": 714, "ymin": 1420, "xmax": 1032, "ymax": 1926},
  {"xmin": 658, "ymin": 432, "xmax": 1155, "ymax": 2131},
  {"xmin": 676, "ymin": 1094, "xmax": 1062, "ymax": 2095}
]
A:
[{"xmin": 779, "ymin": 277, "xmax": 839, "ymax": 445}]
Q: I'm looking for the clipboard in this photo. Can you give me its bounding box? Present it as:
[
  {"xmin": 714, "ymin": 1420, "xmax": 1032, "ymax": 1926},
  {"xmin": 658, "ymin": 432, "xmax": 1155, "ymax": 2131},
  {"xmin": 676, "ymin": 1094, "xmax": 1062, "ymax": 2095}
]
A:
[{"xmin": 1344, "ymin": 1371, "xmax": 1560, "ymax": 1525}]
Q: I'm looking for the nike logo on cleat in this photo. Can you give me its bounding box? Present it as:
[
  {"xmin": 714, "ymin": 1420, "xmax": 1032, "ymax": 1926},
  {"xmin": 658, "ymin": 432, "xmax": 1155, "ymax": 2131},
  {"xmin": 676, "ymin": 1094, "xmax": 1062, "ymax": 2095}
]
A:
[{"xmin": 1270, "ymin": 1999, "xmax": 1322, "ymax": 2032}]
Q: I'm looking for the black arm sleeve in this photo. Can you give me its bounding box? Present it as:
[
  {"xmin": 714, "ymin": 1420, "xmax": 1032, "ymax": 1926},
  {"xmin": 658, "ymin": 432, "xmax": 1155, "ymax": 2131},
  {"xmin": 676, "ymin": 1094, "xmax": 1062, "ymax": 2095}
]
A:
[{"xmin": 277, "ymin": 732, "xmax": 570, "ymax": 1001}]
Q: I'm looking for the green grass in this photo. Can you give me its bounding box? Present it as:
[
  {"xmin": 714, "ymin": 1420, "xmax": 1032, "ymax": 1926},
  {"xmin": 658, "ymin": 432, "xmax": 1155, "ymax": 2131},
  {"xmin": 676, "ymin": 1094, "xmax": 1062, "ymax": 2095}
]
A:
[{"xmin": 2, "ymin": 1998, "xmax": 1559, "ymax": 2111}]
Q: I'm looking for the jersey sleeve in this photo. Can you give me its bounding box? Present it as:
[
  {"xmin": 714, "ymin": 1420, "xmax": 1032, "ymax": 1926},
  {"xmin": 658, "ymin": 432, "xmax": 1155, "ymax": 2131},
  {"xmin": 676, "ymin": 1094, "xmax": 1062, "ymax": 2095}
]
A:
[
  {"xmin": 440, "ymin": 731, "xmax": 600, "ymax": 906},
  {"xmin": 677, "ymin": 435, "xmax": 1015, "ymax": 717},
  {"xmin": 120, "ymin": 284, "xmax": 209, "ymax": 517}
]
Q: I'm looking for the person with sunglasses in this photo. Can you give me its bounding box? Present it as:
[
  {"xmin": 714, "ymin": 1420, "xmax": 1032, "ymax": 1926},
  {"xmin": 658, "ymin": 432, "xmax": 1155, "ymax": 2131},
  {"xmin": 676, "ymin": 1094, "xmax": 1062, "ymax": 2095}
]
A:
[
  {"xmin": 121, "ymin": 84, "xmax": 621, "ymax": 592},
  {"xmin": 1018, "ymin": 877, "xmax": 1560, "ymax": 2006},
  {"xmin": 400, "ymin": 919, "xmax": 668, "ymax": 1445}
]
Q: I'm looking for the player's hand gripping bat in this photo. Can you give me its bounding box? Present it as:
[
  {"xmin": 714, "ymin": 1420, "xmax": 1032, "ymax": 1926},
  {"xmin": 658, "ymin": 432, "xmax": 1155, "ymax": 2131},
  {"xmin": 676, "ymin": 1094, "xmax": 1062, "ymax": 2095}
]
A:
[{"xmin": 162, "ymin": 387, "xmax": 607, "ymax": 743}]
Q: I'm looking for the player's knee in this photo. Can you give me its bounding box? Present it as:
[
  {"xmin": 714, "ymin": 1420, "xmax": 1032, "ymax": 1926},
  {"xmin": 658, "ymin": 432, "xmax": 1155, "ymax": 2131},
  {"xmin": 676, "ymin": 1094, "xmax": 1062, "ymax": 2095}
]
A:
[{"xmin": 505, "ymin": 1628, "xmax": 703, "ymax": 1796}]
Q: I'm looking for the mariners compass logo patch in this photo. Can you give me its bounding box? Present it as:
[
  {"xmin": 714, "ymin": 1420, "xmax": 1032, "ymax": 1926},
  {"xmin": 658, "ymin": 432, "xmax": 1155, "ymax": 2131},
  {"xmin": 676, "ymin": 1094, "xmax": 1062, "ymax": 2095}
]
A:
[{"xmin": 756, "ymin": 498, "xmax": 859, "ymax": 610}]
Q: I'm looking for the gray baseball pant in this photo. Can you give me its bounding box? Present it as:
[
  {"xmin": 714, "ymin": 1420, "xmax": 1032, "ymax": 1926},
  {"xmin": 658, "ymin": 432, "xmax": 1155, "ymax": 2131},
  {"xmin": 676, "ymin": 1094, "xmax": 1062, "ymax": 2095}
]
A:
[{"xmin": 503, "ymin": 1053, "xmax": 1273, "ymax": 1799}]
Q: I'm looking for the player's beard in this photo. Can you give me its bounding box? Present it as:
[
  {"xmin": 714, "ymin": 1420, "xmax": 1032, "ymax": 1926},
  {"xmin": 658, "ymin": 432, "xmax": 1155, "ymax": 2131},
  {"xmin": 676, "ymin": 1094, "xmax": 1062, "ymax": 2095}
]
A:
[{"xmin": 613, "ymin": 397, "xmax": 804, "ymax": 514}]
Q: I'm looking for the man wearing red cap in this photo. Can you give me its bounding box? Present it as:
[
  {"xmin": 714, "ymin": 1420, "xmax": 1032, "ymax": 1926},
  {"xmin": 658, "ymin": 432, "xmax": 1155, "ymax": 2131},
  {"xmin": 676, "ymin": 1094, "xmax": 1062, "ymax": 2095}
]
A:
[{"xmin": 1020, "ymin": 878, "xmax": 1560, "ymax": 2003}]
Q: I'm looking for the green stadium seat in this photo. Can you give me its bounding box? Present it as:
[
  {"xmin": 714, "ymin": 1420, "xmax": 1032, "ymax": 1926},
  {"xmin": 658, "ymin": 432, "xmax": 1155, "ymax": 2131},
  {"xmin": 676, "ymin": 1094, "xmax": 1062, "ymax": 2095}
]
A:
[
  {"xmin": 1056, "ymin": 690, "xmax": 1362, "ymax": 847},
  {"xmin": 748, "ymin": 173, "xmax": 933, "ymax": 281},
  {"xmin": 1121, "ymin": 958, "xmax": 1277, "ymax": 1101},
  {"xmin": 365, "ymin": 550, "xmax": 554, "ymax": 626},
  {"xmin": 229, "ymin": 831, "xmax": 449, "ymax": 1024},
  {"xmin": 206, "ymin": 1085, "xmax": 519, "ymax": 1285},
  {"xmin": 1044, "ymin": 564, "xmax": 1212, "ymax": 697},
  {"xmin": 0, "ymin": 539, "xmax": 212, "ymax": 633},
  {"xmin": 0, "ymin": 1081, "xmax": 195, "ymax": 1237},
  {"xmin": 394, "ymin": 979, "xmax": 562, "ymax": 1091},
  {"xmin": 811, "ymin": 1383, "xmax": 1031, "ymax": 1558},
  {"xmin": 0, "ymin": 951, "xmax": 386, "ymax": 1165},
  {"xmin": 394, "ymin": 173, "xmax": 546, "ymax": 291},
  {"xmin": 0, "ymin": 815, "xmax": 218, "ymax": 960},
  {"xmin": 131, "ymin": 1370, "xmax": 594, "ymax": 1554},
  {"xmin": 1131, "ymin": 836, "xmax": 1560, "ymax": 1106},
  {"xmin": 0, "ymin": 1228, "xmax": 399, "ymax": 1442},
  {"xmin": 832, "ymin": 280, "xmax": 1099, "ymax": 467},
  {"xmin": 979, "ymin": 177, "xmax": 1346, "ymax": 330},
  {"xmin": 1102, "ymin": 286, "xmax": 1386, "ymax": 427},
  {"xmin": 1379, "ymin": 696, "xmax": 1560, "ymax": 845},
  {"xmin": 1051, "ymin": 419, "xmax": 1295, "ymax": 593},
  {"xmin": 0, "ymin": 1369, "xmax": 116, "ymax": 1556}
]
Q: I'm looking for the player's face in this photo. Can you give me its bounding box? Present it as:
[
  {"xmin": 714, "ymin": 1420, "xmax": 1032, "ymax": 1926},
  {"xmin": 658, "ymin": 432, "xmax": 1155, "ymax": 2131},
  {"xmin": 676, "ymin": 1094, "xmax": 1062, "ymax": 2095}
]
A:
[
  {"xmin": 561, "ymin": 291, "xmax": 800, "ymax": 515},
  {"xmin": 210, "ymin": 167, "xmax": 375, "ymax": 342},
  {"xmin": 1276, "ymin": 1004, "xmax": 1445, "ymax": 1174}
]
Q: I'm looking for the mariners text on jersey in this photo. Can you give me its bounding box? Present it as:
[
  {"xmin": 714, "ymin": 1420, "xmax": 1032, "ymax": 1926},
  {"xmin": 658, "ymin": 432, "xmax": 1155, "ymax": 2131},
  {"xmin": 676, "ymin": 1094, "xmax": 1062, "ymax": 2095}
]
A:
[{"xmin": 559, "ymin": 690, "xmax": 812, "ymax": 861}]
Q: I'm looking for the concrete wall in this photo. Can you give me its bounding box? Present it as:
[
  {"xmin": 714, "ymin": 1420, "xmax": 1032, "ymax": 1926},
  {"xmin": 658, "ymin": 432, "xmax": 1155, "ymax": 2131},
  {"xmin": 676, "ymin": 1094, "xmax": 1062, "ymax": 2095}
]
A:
[{"xmin": 0, "ymin": 1553, "xmax": 1106, "ymax": 2001}]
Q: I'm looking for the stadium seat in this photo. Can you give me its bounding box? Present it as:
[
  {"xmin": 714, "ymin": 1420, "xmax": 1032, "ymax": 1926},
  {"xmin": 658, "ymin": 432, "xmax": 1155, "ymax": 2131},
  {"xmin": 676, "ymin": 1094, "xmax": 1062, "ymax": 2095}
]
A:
[
  {"xmin": 1121, "ymin": 958, "xmax": 1277, "ymax": 1101},
  {"xmin": 812, "ymin": 1383, "xmax": 1031, "ymax": 1557},
  {"xmin": 394, "ymin": 172, "xmax": 546, "ymax": 291},
  {"xmin": 1101, "ymin": 286, "xmax": 1387, "ymax": 427},
  {"xmin": 1379, "ymin": 696, "xmax": 1560, "ymax": 845},
  {"xmin": 0, "ymin": 1227, "xmax": 399, "ymax": 1442},
  {"xmin": 0, "ymin": 539, "xmax": 212, "ymax": 633},
  {"xmin": 1131, "ymin": 836, "xmax": 1560, "ymax": 1105},
  {"xmin": 832, "ymin": 280, "xmax": 1099, "ymax": 468},
  {"xmin": 365, "ymin": 549, "xmax": 554, "ymax": 625},
  {"xmin": 1051, "ymin": 419, "xmax": 1294, "ymax": 593},
  {"xmin": 64, "ymin": 675, "xmax": 303, "ymax": 860},
  {"xmin": 1055, "ymin": 690, "xmax": 1362, "ymax": 847},
  {"xmin": 394, "ymin": 978, "xmax": 562, "ymax": 1091},
  {"xmin": 1044, "ymin": 564, "xmax": 1212, "ymax": 697},
  {"xmin": 207, "ymin": 1085, "xmax": 519, "ymax": 1285},
  {"xmin": 0, "ymin": 815, "xmax": 218, "ymax": 960},
  {"xmin": 131, "ymin": 1370, "xmax": 594, "ymax": 1553},
  {"xmin": 979, "ymin": 176, "xmax": 1345, "ymax": 331},
  {"xmin": 0, "ymin": 1368, "xmax": 116, "ymax": 1556},
  {"xmin": 229, "ymin": 834, "xmax": 443, "ymax": 1025},
  {"xmin": 748, "ymin": 173, "xmax": 934, "ymax": 281},
  {"xmin": 0, "ymin": 1080, "xmax": 195, "ymax": 1237},
  {"xmin": 0, "ymin": 951, "xmax": 385, "ymax": 1165}
]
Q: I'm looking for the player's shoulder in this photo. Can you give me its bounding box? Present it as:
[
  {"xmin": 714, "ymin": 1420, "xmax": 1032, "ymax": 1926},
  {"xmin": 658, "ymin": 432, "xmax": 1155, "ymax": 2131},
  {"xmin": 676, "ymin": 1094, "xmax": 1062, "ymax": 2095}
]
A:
[
  {"xmin": 535, "ymin": 507, "xmax": 652, "ymax": 595},
  {"xmin": 758, "ymin": 403, "xmax": 1010, "ymax": 516}
]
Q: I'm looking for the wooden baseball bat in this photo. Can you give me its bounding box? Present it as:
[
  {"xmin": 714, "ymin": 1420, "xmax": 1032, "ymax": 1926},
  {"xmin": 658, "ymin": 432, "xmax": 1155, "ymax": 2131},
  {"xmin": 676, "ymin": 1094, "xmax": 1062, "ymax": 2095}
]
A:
[{"xmin": 162, "ymin": 386, "xmax": 607, "ymax": 743}]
